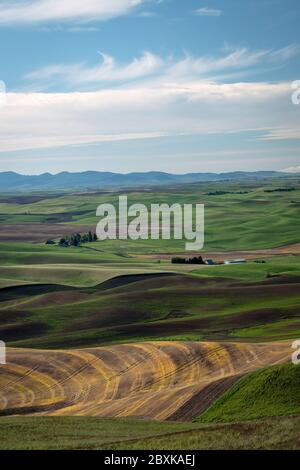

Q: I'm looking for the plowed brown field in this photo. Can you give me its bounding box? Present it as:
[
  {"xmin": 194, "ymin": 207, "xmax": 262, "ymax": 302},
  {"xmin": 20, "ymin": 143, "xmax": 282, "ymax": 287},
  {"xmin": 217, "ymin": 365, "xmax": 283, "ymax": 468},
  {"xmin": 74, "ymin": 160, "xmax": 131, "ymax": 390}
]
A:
[{"xmin": 0, "ymin": 341, "xmax": 291, "ymax": 421}]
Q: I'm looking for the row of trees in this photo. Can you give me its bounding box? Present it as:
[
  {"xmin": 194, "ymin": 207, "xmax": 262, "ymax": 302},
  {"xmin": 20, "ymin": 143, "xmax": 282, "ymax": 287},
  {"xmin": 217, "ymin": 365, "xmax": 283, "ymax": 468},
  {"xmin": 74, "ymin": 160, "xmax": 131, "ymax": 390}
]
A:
[
  {"xmin": 264, "ymin": 187, "xmax": 295, "ymax": 193},
  {"xmin": 59, "ymin": 231, "xmax": 98, "ymax": 247},
  {"xmin": 171, "ymin": 255, "xmax": 206, "ymax": 265}
]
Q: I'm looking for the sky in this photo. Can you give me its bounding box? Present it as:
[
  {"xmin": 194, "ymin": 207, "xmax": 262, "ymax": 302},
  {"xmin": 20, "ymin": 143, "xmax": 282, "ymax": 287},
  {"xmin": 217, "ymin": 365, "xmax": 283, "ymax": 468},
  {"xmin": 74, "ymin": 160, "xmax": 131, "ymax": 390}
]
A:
[{"xmin": 0, "ymin": 0, "xmax": 299, "ymax": 175}]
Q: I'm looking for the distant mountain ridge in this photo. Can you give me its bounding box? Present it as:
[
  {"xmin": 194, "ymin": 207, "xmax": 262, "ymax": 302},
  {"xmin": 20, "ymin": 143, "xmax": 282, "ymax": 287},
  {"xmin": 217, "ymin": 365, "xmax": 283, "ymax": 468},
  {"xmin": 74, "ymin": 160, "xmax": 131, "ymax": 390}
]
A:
[{"xmin": 0, "ymin": 170, "xmax": 287, "ymax": 191}]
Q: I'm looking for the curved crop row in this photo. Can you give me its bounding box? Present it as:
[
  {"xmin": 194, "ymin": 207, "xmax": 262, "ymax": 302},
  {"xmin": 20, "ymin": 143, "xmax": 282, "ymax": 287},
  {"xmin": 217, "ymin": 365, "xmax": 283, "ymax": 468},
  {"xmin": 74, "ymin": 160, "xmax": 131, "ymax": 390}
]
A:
[{"xmin": 0, "ymin": 341, "xmax": 291, "ymax": 421}]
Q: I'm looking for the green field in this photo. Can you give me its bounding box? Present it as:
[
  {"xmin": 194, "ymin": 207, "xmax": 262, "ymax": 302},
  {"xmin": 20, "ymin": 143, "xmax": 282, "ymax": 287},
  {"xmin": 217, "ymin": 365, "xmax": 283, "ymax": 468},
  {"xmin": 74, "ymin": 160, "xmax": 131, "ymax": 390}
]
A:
[
  {"xmin": 198, "ymin": 363, "xmax": 300, "ymax": 423},
  {"xmin": 193, "ymin": 256, "xmax": 300, "ymax": 281},
  {"xmin": 1, "ymin": 178, "xmax": 300, "ymax": 348},
  {"xmin": 0, "ymin": 414, "xmax": 299, "ymax": 450},
  {"xmin": 1, "ymin": 176, "xmax": 300, "ymax": 251},
  {"xmin": 1, "ymin": 267, "xmax": 300, "ymax": 348}
]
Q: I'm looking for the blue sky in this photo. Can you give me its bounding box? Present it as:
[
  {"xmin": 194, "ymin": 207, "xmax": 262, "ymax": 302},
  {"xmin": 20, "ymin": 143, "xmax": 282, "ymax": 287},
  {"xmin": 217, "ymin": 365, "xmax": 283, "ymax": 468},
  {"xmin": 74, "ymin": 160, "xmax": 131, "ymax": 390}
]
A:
[{"xmin": 0, "ymin": 0, "xmax": 299, "ymax": 174}]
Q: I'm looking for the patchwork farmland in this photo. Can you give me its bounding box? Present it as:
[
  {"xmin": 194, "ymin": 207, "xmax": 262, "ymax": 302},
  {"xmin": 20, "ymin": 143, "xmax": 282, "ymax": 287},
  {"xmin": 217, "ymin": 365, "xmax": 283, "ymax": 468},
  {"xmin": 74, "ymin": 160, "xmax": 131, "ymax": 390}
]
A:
[{"xmin": 0, "ymin": 177, "xmax": 300, "ymax": 449}]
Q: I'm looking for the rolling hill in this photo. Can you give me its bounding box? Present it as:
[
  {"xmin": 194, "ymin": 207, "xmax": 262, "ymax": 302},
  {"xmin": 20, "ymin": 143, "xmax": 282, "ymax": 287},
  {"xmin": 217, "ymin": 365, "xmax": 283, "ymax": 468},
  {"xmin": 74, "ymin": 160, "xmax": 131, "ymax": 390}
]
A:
[
  {"xmin": 198, "ymin": 363, "xmax": 300, "ymax": 423},
  {"xmin": 0, "ymin": 341, "xmax": 291, "ymax": 421},
  {"xmin": 1, "ymin": 272, "xmax": 300, "ymax": 348},
  {"xmin": 0, "ymin": 177, "xmax": 299, "ymax": 450}
]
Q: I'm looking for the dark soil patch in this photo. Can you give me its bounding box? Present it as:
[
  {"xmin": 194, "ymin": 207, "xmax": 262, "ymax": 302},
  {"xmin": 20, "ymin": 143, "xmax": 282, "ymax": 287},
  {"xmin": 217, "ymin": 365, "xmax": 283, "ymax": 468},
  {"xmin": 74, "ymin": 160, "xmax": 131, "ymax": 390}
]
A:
[
  {"xmin": 0, "ymin": 224, "xmax": 95, "ymax": 242},
  {"xmin": 0, "ymin": 322, "xmax": 48, "ymax": 341},
  {"xmin": 0, "ymin": 310, "xmax": 30, "ymax": 324},
  {"xmin": 110, "ymin": 306, "xmax": 300, "ymax": 339},
  {"xmin": 93, "ymin": 272, "xmax": 176, "ymax": 292},
  {"xmin": 0, "ymin": 283, "xmax": 73, "ymax": 302},
  {"xmin": 167, "ymin": 375, "xmax": 243, "ymax": 422}
]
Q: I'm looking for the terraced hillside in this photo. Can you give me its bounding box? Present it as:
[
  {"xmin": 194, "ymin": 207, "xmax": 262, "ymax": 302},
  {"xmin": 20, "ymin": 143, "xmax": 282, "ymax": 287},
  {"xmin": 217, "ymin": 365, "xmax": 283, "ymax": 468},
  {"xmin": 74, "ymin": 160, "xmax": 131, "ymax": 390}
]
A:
[{"xmin": 0, "ymin": 341, "xmax": 291, "ymax": 421}]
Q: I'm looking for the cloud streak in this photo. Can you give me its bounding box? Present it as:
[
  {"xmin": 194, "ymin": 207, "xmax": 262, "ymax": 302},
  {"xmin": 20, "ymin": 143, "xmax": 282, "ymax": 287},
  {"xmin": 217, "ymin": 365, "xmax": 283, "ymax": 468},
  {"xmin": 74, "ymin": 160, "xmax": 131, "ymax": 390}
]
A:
[
  {"xmin": 0, "ymin": 80, "xmax": 298, "ymax": 153},
  {"xmin": 282, "ymin": 166, "xmax": 300, "ymax": 173},
  {"xmin": 194, "ymin": 7, "xmax": 222, "ymax": 17},
  {"xmin": 0, "ymin": 0, "xmax": 143, "ymax": 25},
  {"xmin": 0, "ymin": 45, "xmax": 299, "ymax": 154},
  {"xmin": 25, "ymin": 51, "xmax": 164, "ymax": 86},
  {"xmin": 24, "ymin": 45, "xmax": 300, "ymax": 89}
]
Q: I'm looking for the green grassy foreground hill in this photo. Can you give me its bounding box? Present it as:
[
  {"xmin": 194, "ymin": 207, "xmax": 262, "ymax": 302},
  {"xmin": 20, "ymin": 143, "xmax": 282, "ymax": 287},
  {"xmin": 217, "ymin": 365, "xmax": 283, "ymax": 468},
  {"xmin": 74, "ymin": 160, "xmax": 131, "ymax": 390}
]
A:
[{"xmin": 198, "ymin": 363, "xmax": 300, "ymax": 424}]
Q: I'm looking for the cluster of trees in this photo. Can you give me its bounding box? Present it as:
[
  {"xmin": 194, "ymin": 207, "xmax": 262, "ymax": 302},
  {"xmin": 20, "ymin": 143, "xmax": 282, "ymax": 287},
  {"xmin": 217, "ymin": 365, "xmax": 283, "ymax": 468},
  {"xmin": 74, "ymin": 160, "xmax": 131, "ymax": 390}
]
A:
[
  {"xmin": 58, "ymin": 231, "xmax": 98, "ymax": 247},
  {"xmin": 206, "ymin": 190, "xmax": 249, "ymax": 196},
  {"xmin": 264, "ymin": 187, "xmax": 295, "ymax": 193},
  {"xmin": 171, "ymin": 255, "xmax": 205, "ymax": 265}
]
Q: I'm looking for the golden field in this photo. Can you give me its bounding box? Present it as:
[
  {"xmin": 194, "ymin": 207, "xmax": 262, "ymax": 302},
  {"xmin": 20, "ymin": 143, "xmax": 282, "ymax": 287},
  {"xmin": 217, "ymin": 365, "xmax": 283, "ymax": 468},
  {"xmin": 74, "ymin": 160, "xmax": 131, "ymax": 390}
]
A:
[{"xmin": 0, "ymin": 341, "xmax": 291, "ymax": 421}]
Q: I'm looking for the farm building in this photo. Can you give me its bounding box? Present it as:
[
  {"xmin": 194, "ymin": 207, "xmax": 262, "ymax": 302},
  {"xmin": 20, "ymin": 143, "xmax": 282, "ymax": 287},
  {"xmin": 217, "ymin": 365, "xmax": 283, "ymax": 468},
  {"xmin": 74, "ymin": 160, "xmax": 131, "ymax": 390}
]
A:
[{"xmin": 224, "ymin": 259, "xmax": 246, "ymax": 265}]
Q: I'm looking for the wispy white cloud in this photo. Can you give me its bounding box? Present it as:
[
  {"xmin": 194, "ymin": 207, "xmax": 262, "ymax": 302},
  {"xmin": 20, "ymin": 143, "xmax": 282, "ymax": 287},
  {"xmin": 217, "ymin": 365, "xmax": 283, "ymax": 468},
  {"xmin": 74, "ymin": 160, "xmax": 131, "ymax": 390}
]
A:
[
  {"xmin": 137, "ymin": 11, "xmax": 157, "ymax": 18},
  {"xmin": 1, "ymin": 45, "xmax": 299, "ymax": 154},
  {"xmin": 38, "ymin": 25, "xmax": 101, "ymax": 33},
  {"xmin": 23, "ymin": 45, "xmax": 299, "ymax": 89},
  {"xmin": 67, "ymin": 26, "xmax": 101, "ymax": 33},
  {"xmin": 165, "ymin": 48, "xmax": 268, "ymax": 79},
  {"xmin": 260, "ymin": 128, "xmax": 300, "ymax": 140},
  {"xmin": 0, "ymin": 131, "xmax": 165, "ymax": 152},
  {"xmin": 25, "ymin": 51, "xmax": 164, "ymax": 86},
  {"xmin": 0, "ymin": 0, "xmax": 144, "ymax": 25},
  {"xmin": 282, "ymin": 165, "xmax": 300, "ymax": 173},
  {"xmin": 269, "ymin": 44, "xmax": 300, "ymax": 62},
  {"xmin": 0, "ymin": 80, "xmax": 297, "ymax": 153},
  {"xmin": 194, "ymin": 7, "xmax": 222, "ymax": 17}
]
